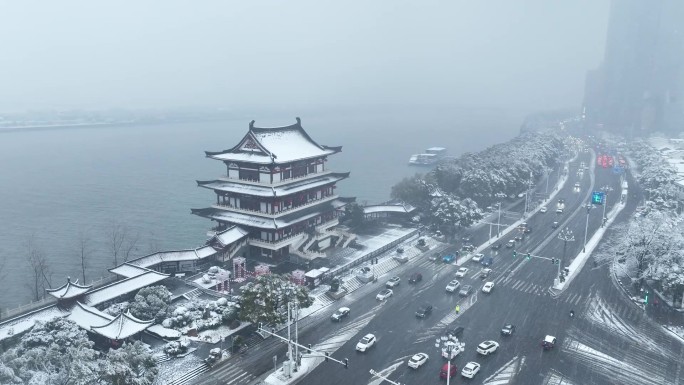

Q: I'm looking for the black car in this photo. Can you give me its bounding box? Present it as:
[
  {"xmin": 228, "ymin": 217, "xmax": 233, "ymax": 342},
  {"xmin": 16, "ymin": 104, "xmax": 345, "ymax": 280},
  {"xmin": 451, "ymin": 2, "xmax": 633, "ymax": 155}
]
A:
[
  {"xmin": 462, "ymin": 236, "xmax": 471, "ymax": 242},
  {"xmin": 524, "ymin": 226, "xmax": 532, "ymax": 234},
  {"xmin": 501, "ymin": 324, "xmax": 516, "ymax": 336},
  {"xmin": 448, "ymin": 326, "xmax": 464, "ymax": 338},
  {"xmin": 409, "ymin": 272, "xmax": 423, "ymax": 284},
  {"xmin": 462, "ymin": 244, "xmax": 475, "ymax": 252},
  {"xmin": 415, "ymin": 304, "xmax": 433, "ymax": 318},
  {"xmin": 492, "ymin": 243, "xmax": 502, "ymax": 250}
]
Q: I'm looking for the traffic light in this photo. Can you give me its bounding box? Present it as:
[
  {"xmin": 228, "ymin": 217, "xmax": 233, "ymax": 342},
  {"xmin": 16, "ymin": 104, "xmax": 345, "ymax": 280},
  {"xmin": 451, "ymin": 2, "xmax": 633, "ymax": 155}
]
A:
[
  {"xmin": 644, "ymin": 291, "xmax": 649, "ymax": 304},
  {"xmin": 526, "ymin": 253, "xmax": 531, "ymax": 260},
  {"xmin": 513, "ymin": 251, "xmax": 517, "ymax": 258},
  {"xmin": 307, "ymin": 344, "xmax": 312, "ymax": 353},
  {"xmin": 325, "ymin": 352, "xmax": 329, "ymax": 362},
  {"xmin": 344, "ymin": 358, "xmax": 349, "ymax": 369},
  {"xmin": 551, "ymin": 258, "xmax": 556, "ymax": 264}
]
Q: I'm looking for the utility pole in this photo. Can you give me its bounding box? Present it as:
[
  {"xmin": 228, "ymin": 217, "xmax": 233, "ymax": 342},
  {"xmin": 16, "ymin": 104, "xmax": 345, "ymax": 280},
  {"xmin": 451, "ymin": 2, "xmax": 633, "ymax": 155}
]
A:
[
  {"xmin": 446, "ymin": 344, "xmax": 455, "ymax": 385},
  {"xmin": 557, "ymin": 228, "xmax": 575, "ymax": 284},
  {"xmin": 602, "ymin": 192, "xmax": 608, "ymax": 227}
]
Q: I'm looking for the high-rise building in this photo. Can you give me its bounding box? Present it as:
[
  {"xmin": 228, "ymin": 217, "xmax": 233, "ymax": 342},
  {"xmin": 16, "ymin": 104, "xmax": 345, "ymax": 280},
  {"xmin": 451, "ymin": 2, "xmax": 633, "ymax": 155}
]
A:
[{"xmin": 584, "ymin": 0, "xmax": 684, "ymax": 135}]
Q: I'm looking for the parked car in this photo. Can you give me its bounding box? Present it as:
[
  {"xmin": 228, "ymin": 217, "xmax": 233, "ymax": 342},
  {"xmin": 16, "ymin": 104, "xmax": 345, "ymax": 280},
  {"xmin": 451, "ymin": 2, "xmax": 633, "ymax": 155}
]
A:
[
  {"xmin": 542, "ymin": 335, "xmax": 557, "ymax": 350},
  {"xmin": 376, "ymin": 289, "xmax": 393, "ymax": 301},
  {"xmin": 501, "ymin": 324, "xmax": 516, "ymax": 336},
  {"xmin": 455, "ymin": 267, "xmax": 469, "ymax": 277},
  {"xmin": 443, "ymin": 254, "xmax": 456, "ymax": 263},
  {"xmin": 540, "ymin": 206, "xmax": 548, "ymax": 213},
  {"xmin": 409, "ymin": 272, "xmax": 423, "ymax": 284},
  {"xmin": 459, "ymin": 285, "xmax": 473, "ymax": 297},
  {"xmin": 440, "ymin": 363, "xmax": 457, "ymax": 379},
  {"xmin": 472, "ymin": 253, "xmax": 484, "ymax": 262},
  {"xmin": 355, "ymin": 334, "xmax": 376, "ymax": 352},
  {"xmin": 331, "ymin": 307, "xmax": 350, "ymax": 322},
  {"xmin": 386, "ymin": 276, "xmax": 400, "ymax": 288},
  {"xmin": 415, "ymin": 304, "xmax": 433, "ymax": 318},
  {"xmin": 445, "ymin": 279, "xmax": 461, "ymax": 293},
  {"xmin": 482, "ymin": 281, "xmax": 495, "ymax": 293},
  {"xmin": 476, "ymin": 340, "xmax": 499, "ymax": 355},
  {"xmin": 407, "ymin": 353, "xmax": 429, "ymax": 369},
  {"xmin": 461, "ymin": 362, "xmax": 481, "ymax": 378}
]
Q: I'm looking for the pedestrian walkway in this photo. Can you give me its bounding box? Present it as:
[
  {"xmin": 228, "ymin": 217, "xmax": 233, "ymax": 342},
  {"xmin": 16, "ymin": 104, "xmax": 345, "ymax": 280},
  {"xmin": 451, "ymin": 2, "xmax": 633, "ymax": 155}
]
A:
[
  {"xmin": 197, "ymin": 363, "xmax": 255, "ymax": 385},
  {"xmin": 167, "ymin": 364, "xmax": 210, "ymax": 385}
]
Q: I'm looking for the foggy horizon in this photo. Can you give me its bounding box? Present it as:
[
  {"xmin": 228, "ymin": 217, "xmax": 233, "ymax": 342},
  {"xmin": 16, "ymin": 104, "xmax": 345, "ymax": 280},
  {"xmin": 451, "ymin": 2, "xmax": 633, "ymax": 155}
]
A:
[{"xmin": 0, "ymin": 1, "xmax": 609, "ymax": 115}]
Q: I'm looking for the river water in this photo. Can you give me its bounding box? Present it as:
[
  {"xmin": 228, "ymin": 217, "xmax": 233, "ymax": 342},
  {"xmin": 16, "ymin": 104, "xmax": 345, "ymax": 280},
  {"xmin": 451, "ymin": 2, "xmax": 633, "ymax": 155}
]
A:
[{"xmin": 0, "ymin": 108, "xmax": 521, "ymax": 308}]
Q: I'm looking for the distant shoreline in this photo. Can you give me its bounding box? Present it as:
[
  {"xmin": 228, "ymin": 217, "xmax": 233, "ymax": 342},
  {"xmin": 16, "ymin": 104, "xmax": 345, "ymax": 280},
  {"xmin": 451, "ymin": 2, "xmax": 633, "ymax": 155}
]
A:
[{"xmin": 0, "ymin": 117, "xmax": 238, "ymax": 134}]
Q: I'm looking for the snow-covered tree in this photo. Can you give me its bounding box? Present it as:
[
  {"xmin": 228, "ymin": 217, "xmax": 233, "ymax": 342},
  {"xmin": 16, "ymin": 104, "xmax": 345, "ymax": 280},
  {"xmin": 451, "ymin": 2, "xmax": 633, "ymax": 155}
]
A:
[
  {"xmin": 128, "ymin": 285, "xmax": 172, "ymax": 323},
  {"xmin": 430, "ymin": 194, "xmax": 483, "ymax": 238},
  {"xmin": 390, "ymin": 174, "xmax": 435, "ymax": 211},
  {"xmin": 101, "ymin": 341, "xmax": 157, "ymax": 385},
  {"xmin": 0, "ymin": 318, "xmax": 101, "ymax": 385},
  {"xmin": 239, "ymin": 274, "xmax": 313, "ymax": 325}
]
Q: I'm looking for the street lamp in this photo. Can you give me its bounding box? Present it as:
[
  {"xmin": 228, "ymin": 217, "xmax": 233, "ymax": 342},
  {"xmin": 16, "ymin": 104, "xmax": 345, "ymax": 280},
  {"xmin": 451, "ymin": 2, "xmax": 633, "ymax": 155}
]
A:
[
  {"xmin": 557, "ymin": 228, "xmax": 575, "ymax": 283},
  {"xmin": 583, "ymin": 204, "xmax": 593, "ymax": 252},
  {"xmin": 445, "ymin": 344, "xmax": 455, "ymax": 385}
]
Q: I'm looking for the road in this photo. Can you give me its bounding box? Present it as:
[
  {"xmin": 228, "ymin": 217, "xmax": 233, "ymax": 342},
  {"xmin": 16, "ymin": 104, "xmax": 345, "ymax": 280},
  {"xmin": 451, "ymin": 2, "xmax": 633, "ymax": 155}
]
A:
[{"xmin": 196, "ymin": 148, "xmax": 683, "ymax": 385}]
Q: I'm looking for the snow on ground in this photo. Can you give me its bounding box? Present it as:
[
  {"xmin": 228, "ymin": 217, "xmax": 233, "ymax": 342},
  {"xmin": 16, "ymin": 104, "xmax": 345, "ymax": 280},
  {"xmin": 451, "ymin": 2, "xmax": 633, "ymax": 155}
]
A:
[
  {"xmin": 188, "ymin": 322, "xmax": 251, "ymax": 344},
  {"xmin": 367, "ymin": 360, "xmax": 405, "ymax": 385},
  {"xmin": 543, "ymin": 370, "xmax": 576, "ymax": 385},
  {"xmin": 562, "ymin": 337, "xmax": 670, "ymax": 385},
  {"xmin": 584, "ymin": 298, "xmax": 672, "ymax": 356},
  {"xmin": 482, "ymin": 355, "xmax": 525, "ymax": 385},
  {"xmin": 662, "ymin": 325, "xmax": 684, "ymax": 344},
  {"xmin": 152, "ymin": 348, "xmax": 205, "ymax": 385}
]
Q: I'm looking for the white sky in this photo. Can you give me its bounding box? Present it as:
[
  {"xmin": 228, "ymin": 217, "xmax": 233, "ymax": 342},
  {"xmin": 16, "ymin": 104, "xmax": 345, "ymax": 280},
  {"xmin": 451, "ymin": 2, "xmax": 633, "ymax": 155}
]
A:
[{"xmin": 0, "ymin": 0, "xmax": 610, "ymax": 113}]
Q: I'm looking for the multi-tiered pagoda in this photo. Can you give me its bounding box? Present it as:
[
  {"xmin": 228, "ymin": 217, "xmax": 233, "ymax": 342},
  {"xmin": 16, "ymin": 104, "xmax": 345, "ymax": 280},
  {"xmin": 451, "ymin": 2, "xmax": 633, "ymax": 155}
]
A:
[{"xmin": 192, "ymin": 118, "xmax": 354, "ymax": 260}]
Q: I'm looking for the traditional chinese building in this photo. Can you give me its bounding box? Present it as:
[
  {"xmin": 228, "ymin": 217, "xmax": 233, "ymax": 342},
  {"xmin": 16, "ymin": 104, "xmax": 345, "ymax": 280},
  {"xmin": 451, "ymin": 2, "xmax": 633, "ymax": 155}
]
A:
[{"xmin": 192, "ymin": 118, "xmax": 354, "ymax": 260}]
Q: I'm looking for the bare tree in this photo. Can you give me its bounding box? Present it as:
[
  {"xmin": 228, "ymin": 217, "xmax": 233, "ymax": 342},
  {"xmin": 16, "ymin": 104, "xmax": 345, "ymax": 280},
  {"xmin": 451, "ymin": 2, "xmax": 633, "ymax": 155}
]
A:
[
  {"xmin": 122, "ymin": 230, "xmax": 140, "ymax": 262},
  {"xmin": 108, "ymin": 223, "xmax": 127, "ymax": 267},
  {"xmin": 76, "ymin": 230, "xmax": 94, "ymax": 284},
  {"xmin": 24, "ymin": 235, "xmax": 52, "ymax": 301}
]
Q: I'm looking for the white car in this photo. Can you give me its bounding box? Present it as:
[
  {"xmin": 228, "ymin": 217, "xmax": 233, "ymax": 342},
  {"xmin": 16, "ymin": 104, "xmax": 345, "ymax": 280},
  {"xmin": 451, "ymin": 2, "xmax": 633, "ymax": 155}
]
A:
[
  {"xmin": 386, "ymin": 276, "xmax": 400, "ymax": 288},
  {"xmin": 461, "ymin": 362, "xmax": 481, "ymax": 378},
  {"xmin": 445, "ymin": 279, "xmax": 461, "ymax": 293},
  {"xmin": 355, "ymin": 333, "xmax": 376, "ymax": 352},
  {"xmin": 407, "ymin": 352, "xmax": 429, "ymax": 369},
  {"xmin": 455, "ymin": 267, "xmax": 469, "ymax": 277},
  {"xmin": 540, "ymin": 206, "xmax": 547, "ymax": 213},
  {"xmin": 376, "ymin": 289, "xmax": 393, "ymax": 301},
  {"xmin": 556, "ymin": 207, "xmax": 564, "ymax": 214},
  {"xmin": 476, "ymin": 340, "xmax": 499, "ymax": 355},
  {"xmin": 574, "ymin": 182, "xmax": 581, "ymax": 188},
  {"xmin": 482, "ymin": 281, "xmax": 495, "ymax": 293},
  {"xmin": 472, "ymin": 253, "xmax": 484, "ymax": 262}
]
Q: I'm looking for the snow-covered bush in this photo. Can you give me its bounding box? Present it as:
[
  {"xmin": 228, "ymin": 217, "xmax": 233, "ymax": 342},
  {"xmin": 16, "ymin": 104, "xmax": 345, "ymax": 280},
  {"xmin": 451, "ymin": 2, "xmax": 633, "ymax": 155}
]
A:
[
  {"xmin": 163, "ymin": 297, "xmax": 238, "ymax": 333},
  {"xmin": 103, "ymin": 301, "xmax": 129, "ymax": 317},
  {"xmin": 129, "ymin": 285, "xmax": 172, "ymax": 323},
  {"xmin": 163, "ymin": 338, "xmax": 190, "ymax": 357}
]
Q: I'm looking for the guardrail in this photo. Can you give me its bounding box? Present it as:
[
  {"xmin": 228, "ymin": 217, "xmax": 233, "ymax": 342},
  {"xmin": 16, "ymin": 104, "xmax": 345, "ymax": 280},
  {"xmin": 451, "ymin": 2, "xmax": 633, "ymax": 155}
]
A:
[{"xmin": 326, "ymin": 228, "xmax": 419, "ymax": 279}]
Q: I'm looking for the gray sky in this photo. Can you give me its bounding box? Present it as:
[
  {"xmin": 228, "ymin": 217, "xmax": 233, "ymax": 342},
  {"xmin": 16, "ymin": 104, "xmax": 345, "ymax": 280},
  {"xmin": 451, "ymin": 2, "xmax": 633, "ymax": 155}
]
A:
[{"xmin": 0, "ymin": 0, "xmax": 610, "ymax": 113}]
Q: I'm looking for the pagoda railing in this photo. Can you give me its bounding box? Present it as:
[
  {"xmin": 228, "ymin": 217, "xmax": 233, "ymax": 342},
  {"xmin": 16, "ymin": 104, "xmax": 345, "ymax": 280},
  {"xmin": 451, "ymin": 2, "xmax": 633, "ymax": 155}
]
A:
[
  {"xmin": 213, "ymin": 194, "xmax": 339, "ymax": 218},
  {"xmin": 219, "ymin": 170, "xmax": 333, "ymax": 186},
  {"xmin": 248, "ymin": 232, "xmax": 308, "ymax": 250}
]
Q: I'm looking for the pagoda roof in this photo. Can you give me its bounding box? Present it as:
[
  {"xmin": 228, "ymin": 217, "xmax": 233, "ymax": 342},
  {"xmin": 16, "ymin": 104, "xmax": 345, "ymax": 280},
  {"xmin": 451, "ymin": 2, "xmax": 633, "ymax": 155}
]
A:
[
  {"xmin": 206, "ymin": 118, "xmax": 342, "ymax": 165},
  {"xmin": 66, "ymin": 301, "xmax": 113, "ymax": 331},
  {"xmin": 82, "ymin": 271, "xmax": 170, "ymax": 307},
  {"xmin": 197, "ymin": 172, "xmax": 350, "ymax": 198},
  {"xmin": 109, "ymin": 263, "xmax": 157, "ymax": 279},
  {"xmin": 192, "ymin": 197, "xmax": 354, "ymax": 230},
  {"xmin": 207, "ymin": 225, "xmax": 250, "ymax": 247},
  {"xmin": 90, "ymin": 310, "xmax": 153, "ymax": 340},
  {"xmin": 46, "ymin": 277, "xmax": 92, "ymax": 299},
  {"xmin": 126, "ymin": 245, "xmax": 217, "ymax": 270}
]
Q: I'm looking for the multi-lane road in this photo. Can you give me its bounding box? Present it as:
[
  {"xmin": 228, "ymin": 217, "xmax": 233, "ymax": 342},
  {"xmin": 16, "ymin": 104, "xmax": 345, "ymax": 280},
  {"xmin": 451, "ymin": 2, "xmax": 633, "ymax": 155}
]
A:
[{"xmin": 197, "ymin": 148, "xmax": 684, "ymax": 385}]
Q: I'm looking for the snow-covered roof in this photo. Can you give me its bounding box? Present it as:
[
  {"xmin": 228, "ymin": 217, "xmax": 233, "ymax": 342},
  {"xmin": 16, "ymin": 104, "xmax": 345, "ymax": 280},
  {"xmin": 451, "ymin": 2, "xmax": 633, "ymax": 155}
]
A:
[
  {"xmin": 304, "ymin": 269, "xmax": 324, "ymax": 278},
  {"xmin": 205, "ymin": 118, "xmax": 342, "ymax": 165},
  {"xmin": 192, "ymin": 198, "xmax": 353, "ymax": 230},
  {"xmin": 46, "ymin": 277, "xmax": 93, "ymax": 299},
  {"xmin": 127, "ymin": 245, "xmax": 217, "ymax": 269},
  {"xmin": 82, "ymin": 271, "xmax": 170, "ymax": 307},
  {"xmin": 109, "ymin": 263, "xmax": 150, "ymax": 278},
  {"xmin": 91, "ymin": 311, "xmax": 153, "ymax": 340},
  {"xmin": 208, "ymin": 225, "xmax": 250, "ymax": 247},
  {"xmin": 363, "ymin": 203, "xmax": 417, "ymax": 215},
  {"xmin": 66, "ymin": 301, "xmax": 113, "ymax": 330},
  {"xmin": 197, "ymin": 172, "xmax": 350, "ymax": 197},
  {"xmin": 0, "ymin": 305, "xmax": 67, "ymax": 342},
  {"xmin": 147, "ymin": 324, "xmax": 182, "ymax": 339}
]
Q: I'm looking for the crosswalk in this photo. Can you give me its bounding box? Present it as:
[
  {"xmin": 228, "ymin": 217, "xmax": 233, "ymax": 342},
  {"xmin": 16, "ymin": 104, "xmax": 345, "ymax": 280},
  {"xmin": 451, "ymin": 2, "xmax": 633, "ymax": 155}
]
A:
[
  {"xmin": 166, "ymin": 363, "xmax": 210, "ymax": 385},
  {"xmin": 195, "ymin": 363, "xmax": 255, "ymax": 385},
  {"xmin": 486, "ymin": 274, "xmax": 586, "ymax": 305},
  {"xmin": 342, "ymin": 277, "xmax": 364, "ymax": 293}
]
